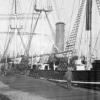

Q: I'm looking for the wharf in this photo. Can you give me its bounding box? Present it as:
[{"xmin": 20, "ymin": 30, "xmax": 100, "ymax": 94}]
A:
[{"xmin": 0, "ymin": 74, "xmax": 100, "ymax": 100}]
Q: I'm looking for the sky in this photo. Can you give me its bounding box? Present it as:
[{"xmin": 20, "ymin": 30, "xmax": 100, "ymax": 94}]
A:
[
  {"xmin": 0, "ymin": 0, "xmax": 75, "ymax": 57},
  {"xmin": 0, "ymin": 0, "xmax": 100, "ymax": 59}
]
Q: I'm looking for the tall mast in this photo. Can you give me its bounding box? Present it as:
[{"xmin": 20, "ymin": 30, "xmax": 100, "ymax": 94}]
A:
[
  {"xmin": 25, "ymin": 0, "xmax": 54, "ymax": 56},
  {"xmin": 86, "ymin": 0, "xmax": 92, "ymax": 70},
  {"xmin": 14, "ymin": 0, "xmax": 17, "ymax": 14}
]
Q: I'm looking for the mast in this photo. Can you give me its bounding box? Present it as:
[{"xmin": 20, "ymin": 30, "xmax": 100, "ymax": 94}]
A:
[
  {"xmin": 86, "ymin": 0, "xmax": 92, "ymax": 70},
  {"xmin": 14, "ymin": 0, "xmax": 17, "ymax": 14},
  {"xmin": 25, "ymin": 0, "xmax": 55, "ymax": 56}
]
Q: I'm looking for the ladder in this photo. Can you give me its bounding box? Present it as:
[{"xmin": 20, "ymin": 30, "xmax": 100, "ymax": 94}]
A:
[
  {"xmin": 65, "ymin": 0, "xmax": 86, "ymax": 58},
  {"xmin": 96, "ymin": 0, "xmax": 100, "ymax": 15}
]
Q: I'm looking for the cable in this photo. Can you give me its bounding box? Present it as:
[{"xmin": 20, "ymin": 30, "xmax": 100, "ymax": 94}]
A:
[
  {"xmin": 22, "ymin": 0, "xmax": 35, "ymax": 35},
  {"xmin": 52, "ymin": 0, "xmax": 60, "ymax": 20},
  {"xmin": 26, "ymin": 11, "xmax": 41, "ymax": 56},
  {"xmin": 15, "ymin": 0, "xmax": 26, "ymax": 57},
  {"xmin": 78, "ymin": 7, "xmax": 86, "ymax": 56},
  {"xmin": 45, "ymin": 12, "xmax": 55, "ymax": 41},
  {"xmin": 65, "ymin": 0, "xmax": 86, "ymax": 58},
  {"xmin": 17, "ymin": 29, "xmax": 27, "ymax": 56},
  {"xmin": 25, "ymin": 0, "xmax": 40, "ymax": 55},
  {"xmin": 92, "ymin": 30, "xmax": 100, "ymax": 54},
  {"xmin": 67, "ymin": 0, "xmax": 76, "ymax": 39},
  {"xmin": 2, "ymin": 0, "xmax": 15, "ymax": 58}
]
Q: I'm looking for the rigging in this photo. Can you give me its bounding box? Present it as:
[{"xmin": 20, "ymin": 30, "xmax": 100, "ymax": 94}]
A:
[{"xmin": 65, "ymin": 0, "xmax": 86, "ymax": 58}]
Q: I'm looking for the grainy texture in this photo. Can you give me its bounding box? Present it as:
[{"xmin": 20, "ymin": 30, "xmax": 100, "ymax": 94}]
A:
[{"xmin": 0, "ymin": 75, "xmax": 100, "ymax": 100}]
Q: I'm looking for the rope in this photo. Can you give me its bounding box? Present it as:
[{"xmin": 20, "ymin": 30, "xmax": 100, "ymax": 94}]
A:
[
  {"xmin": 96, "ymin": 0, "xmax": 100, "ymax": 15},
  {"xmin": 78, "ymin": 4, "xmax": 86, "ymax": 56},
  {"xmin": 65, "ymin": 0, "xmax": 86, "ymax": 58},
  {"xmin": 91, "ymin": 0, "xmax": 100, "ymax": 57},
  {"xmin": 17, "ymin": 29, "xmax": 27, "ymax": 56},
  {"xmin": 52, "ymin": 0, "xmax": 60, "ymax": 20},
  {"xmin": 67, "ymin": 0, "xmax": 76, "ymax": 39},
  {"xmin": 2, "ymin": 0, "xmax": 15, "ymax": 58},
  {"xmin": 45, "ymin": 12, "xmax": 63, "ymax": 53},
  {"xmin": 2, "ymin": 30, "xmax": 15, "ymax": 58},
  {"xmin": 22, "ymin": 0, "xmax": 35, "ymax": 35},
  {"xmin": 26, "ymin": 11, "xmax": 41, "ymax": 56},
  {"xmin": 15, "ymin": 0, "xmax": 27, "ymax": 56},
  {"xmin": 45, "ymin": 12, "xmax": 55, "ymax": 41},
  {"xmin": 92, "ymin": 30, "xmax": 100, "ymax": 54}
]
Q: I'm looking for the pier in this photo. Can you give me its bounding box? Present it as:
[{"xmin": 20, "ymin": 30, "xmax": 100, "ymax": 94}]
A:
[{"xmin": 0, "ymin": 74, "xmax": 100, "ymax": 100}]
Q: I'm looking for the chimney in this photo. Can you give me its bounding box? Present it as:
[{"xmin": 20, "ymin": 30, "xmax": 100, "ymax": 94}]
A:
[{"xmin": 55, "ymin": 22, "xmax": 65, "ymax": 52}]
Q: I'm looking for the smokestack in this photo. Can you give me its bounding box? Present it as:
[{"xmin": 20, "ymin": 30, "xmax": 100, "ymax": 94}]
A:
[
  {"xmin": 55, "ymin": 22, "xmax": 65, "ymax": 52},
  {"xmin": 86, "ymin": 0, "xmax": 92, "ymax": 30}
]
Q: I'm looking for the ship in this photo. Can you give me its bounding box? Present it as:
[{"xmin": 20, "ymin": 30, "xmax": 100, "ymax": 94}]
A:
[{"xmin": 0, "ymin": 0, "xmax": 100, "ymax": 88}]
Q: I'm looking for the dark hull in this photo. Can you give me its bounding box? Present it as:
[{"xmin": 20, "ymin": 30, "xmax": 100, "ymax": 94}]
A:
[
  {"xmin": 73, "ymin": 70, "xmax": 100, "ymax": 82},
  {"xmin": 73, "ymin": 60, "xmax": 100, "ymax": 82},
  {"xmin": 29, "ymin": 70, "xmax": 100, "ymax": 82}
]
